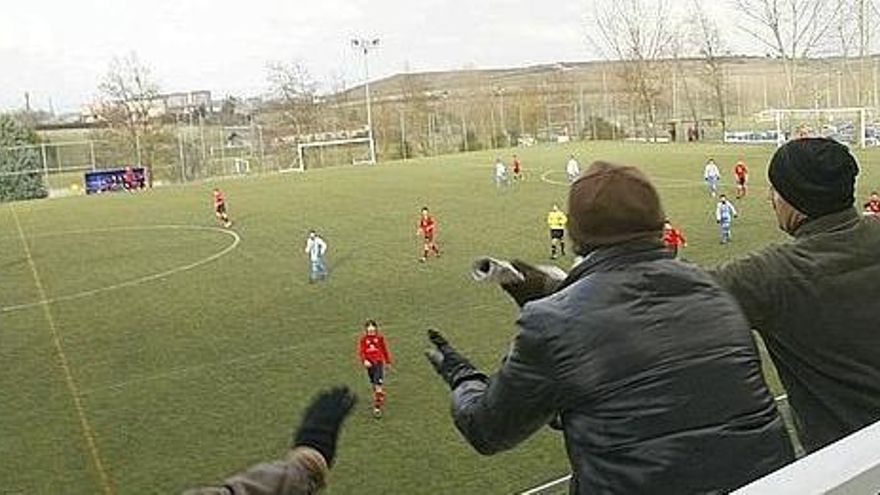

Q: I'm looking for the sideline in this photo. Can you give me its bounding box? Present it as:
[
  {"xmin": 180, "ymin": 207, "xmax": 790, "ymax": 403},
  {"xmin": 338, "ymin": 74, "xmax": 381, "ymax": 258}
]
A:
[{"xmin": 11, "ymin": 207, "xmax": 115, "ymax": 495}]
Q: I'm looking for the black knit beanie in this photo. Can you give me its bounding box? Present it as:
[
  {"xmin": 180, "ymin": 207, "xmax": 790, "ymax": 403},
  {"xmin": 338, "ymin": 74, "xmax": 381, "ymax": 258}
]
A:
[
  {"xmin": 768, "ymin": 138, "xmax": 859, "ymax": 218},
  {"xmin": 568, "ymin": 161, "xmax": 664, "ymax": 253}
]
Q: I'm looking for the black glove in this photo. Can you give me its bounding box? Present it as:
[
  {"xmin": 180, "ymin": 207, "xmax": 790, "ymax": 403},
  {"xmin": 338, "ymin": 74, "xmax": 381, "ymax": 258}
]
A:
[
  {"xmin": 500, "ymin": 259, "xmax": 564, "ymax": 307},
  {"xmin": 425, "ymin": 329, "xmax": 487, "ymax": 389},
  {"xmin": 292, "ymin": 386, "xmax": 357, "ymax": 466}
]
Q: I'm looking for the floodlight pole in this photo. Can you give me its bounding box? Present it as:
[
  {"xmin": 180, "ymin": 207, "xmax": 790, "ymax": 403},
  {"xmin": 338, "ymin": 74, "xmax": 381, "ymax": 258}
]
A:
[{"xmin": 352, "ymin": 37, "xmax": 379, "ymax": 164}]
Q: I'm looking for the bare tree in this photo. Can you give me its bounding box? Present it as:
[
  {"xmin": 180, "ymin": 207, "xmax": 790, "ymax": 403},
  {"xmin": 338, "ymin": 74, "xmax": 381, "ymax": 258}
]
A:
[
  {"xmin": 92, "ymin": 53, "xmax": 169, "ymax": 183},
  {"xmin": 671, "ymin": 38, "xmax": 703, "ymax": 139},
  {"xmin": 266, "ymin": 61, "xmax": 320, "ymax": 136},
  {"xmin": 831, "ymin": 0, "xmax": 878, "ymax": 106},
  {"xmin": 587, "ymin": 0, "xmax": 676, "ymax": 141},
  {"xmin": 687, "ymin": 0, "xmax": 728, "ymax": 135},
  {"xmin": 734, "ymin": 0, "xmax": 844, "ymax": 106}
]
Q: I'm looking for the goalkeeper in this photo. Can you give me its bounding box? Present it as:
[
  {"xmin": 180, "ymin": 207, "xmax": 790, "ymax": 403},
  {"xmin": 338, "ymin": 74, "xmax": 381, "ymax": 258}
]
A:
[{"xmin": 425, "ymin": 161, "xmax": 793, "ymax": 493}]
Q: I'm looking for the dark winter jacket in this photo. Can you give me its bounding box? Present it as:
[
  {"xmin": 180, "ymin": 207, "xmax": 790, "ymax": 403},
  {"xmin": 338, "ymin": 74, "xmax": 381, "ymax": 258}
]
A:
[
  {"xmin": 451, "ymin": 241, "xmax": 794, "ymax": 494},
  {"xmin": 711, "ymin": 208, "xmax": 880, "ymax": 452}
]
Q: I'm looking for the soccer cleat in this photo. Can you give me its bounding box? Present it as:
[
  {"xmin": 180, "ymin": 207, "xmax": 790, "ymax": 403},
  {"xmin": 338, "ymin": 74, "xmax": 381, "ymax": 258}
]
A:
[
  {"xmin": 419, "ymin": 257, "xmax": 427, "ymax": 263},
  {"xmin": 372, "ymin": 407, "xmax": 382, "ymax": 419}
]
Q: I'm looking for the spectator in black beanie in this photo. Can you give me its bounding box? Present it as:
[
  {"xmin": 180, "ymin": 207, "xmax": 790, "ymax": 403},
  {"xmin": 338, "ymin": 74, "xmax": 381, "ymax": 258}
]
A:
[{"xmin": 711, "ymin": 137, "xmax": 880, "ymax": 452}]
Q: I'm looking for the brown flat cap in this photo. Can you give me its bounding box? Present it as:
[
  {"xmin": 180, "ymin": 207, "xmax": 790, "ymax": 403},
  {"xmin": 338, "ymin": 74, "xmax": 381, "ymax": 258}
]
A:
[{"xmin": 568, "ymin": 161, "xmax": 665, "ymax": 253}]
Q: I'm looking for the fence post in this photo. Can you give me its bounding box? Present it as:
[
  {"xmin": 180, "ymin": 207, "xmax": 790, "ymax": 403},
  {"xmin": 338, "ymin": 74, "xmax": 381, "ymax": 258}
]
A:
[
  {"xmin": 40, "ymin": 143, "xmax": 50, "ymax": 190},
  {"xmin": 178, "ymin": 131, "xmax": 187, "ymax": 182},
  {"xmin": 399, "ymin": 109, "xmax": 407, "ymax": 160},
  {"xmin": 89, "ymin": 140, "xmax": 96, "ymax": 170},
  {"xmin": 135, "ymin": 133, "xmax": 142, "ymax": 166},
  {"xmin": 257, "ymin": 125, "xmax": 265, "ymax": 172},
  {"xmin": 461, "ymin": 113, "xmax": 468, "ymax": 151}
]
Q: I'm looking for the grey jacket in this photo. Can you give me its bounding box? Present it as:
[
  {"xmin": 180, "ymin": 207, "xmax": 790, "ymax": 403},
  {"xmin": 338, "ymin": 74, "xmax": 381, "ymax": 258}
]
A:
[
  {"xmin": 184, "ymin": 447, "xmax": 328, "ymax": 495},
  {"xmin": 711, "ymin": 208, "xmax": 880, "ymax": 452},
  {"xmin": 452, "ymin": 242, "xmax": 794, "ymax": 494}
]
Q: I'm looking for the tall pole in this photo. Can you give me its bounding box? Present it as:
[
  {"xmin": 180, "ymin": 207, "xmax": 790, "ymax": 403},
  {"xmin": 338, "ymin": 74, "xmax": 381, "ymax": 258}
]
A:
[
  {"xmin": 352, "ymin": 37, "xmax": 379, "ymax": 164},
  {"xmin": 672, "ymin": 70, "xmax": 678, "ymax": 118},
  {"xmin": 497, "ymin": 87, "xmax": 508, "ymax": 147},
  {"xmin": 364, "ymin": 49, "xmax": 376, "ymax": 164},
  {"xmin": 837, "ymin": 71, "xmax": 843, "ymax": 107}
]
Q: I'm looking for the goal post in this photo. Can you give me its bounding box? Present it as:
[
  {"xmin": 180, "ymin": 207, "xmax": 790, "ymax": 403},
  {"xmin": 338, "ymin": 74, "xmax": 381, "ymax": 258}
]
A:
[
  {"xmin": 295, "ymin": 136, "xmax": 374, "ymax": 172},
  {"xmin": 754, "ymin": 107, "xmax": 872, "ymax": 148}
]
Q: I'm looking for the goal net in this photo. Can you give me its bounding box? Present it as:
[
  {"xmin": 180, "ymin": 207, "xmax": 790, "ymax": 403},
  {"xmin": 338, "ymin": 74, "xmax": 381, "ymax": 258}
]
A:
[
  {"xmin": 205, "ymin": 125, "xmax": 262, "ymax": 176},
  {"xmin": 752, "ymin": 107, "xmax": 873, "ymax": 147},
  {"xmin": 295, "ymin": 136, "xmax": 373, "ymax": 172}
]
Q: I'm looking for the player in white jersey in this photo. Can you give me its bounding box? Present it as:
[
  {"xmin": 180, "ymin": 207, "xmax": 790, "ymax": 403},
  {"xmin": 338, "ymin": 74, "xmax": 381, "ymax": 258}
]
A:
[{"xmin": 305, "ymin": 230, "xmax": 328, "ymax": 282}]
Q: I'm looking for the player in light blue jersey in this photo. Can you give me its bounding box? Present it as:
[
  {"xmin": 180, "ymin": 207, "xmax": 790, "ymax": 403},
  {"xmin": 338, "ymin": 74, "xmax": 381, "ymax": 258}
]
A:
[
  {"xmin": 704, "ymin": 158, "xmax": 721, "ymax": 197},
  {"xmin": 304, "ymin": 230, "xmax": 328, "ymax": 282},
  {"xmin": 715, "ymin": 194, "xmax": 738, "ymax": 244},
  {"xmin": 493, "ymin": 157, "xmax": 509, "ymax": 190}
]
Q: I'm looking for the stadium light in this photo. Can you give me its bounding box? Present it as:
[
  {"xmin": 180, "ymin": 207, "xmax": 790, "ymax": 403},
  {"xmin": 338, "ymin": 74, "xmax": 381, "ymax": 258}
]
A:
[{"xmin": 351, "ymin": 37, "xmax": 380, "ymax": 164}]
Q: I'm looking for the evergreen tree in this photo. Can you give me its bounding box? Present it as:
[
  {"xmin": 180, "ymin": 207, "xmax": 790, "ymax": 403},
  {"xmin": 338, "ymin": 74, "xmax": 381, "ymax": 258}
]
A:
[{"xmin": 0, "ymin": 115, "xmax": 47, "ymax": 202}]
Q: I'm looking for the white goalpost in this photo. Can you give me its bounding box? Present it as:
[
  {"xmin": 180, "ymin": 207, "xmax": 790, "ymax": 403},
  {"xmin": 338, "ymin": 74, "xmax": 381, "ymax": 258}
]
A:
[
  {"xmin": 293, "ymin": 136, "xmax": 374, "ymax": 172},
  {"xmin": 755, "ymin": 107, "xmax": 872, "ymax": 148}
]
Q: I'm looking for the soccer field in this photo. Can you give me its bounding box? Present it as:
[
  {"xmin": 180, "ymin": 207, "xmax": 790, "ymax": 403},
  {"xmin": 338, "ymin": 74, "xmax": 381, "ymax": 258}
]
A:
[{"xmin": 2, "ymin": 142, "xmax": 878, "ymax": 494}]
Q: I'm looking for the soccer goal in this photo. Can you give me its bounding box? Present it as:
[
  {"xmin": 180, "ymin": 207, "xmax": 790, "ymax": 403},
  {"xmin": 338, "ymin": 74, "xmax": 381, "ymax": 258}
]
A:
[
  {"xmin": 755, "ymin": 107, "xmax": 873, "ymax": 148},
  {"xmin": 206, "ymin": 125, "xmax": 263, "ymax": 176},
  {"xmin": 294, "ymin": 136, "xmax": 374, "ymax": 172}
]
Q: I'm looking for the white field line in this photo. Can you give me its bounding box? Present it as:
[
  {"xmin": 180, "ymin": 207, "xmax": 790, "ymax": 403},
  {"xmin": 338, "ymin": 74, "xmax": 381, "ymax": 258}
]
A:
[
  {"xmin": 539, "ymin": 169, "xmax": 710, "ymax": 189},
  {"xmin": 11, "ymin": 207, "xmax": 115, "ymax": 495},
  {"xmin": 519, "ymin": 474, "xmax": 573, "ymax": 495},
  {"xmin": 517, "ymin": 394, "xmax": 790, "ymax": 494},
  {"xmin": 1, "ymin": 225, "xmax": 240, "ymax": 313}
]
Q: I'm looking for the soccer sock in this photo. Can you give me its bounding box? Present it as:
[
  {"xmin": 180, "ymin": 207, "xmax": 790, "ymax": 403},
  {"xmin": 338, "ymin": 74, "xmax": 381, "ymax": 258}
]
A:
[
  {"xmin": 551, "ymin": 244, "xmax": 556, "ymax": 256},
  {"xmin": 373, "ymin": 390, "xmax": 385, "ymax": 408},
  {"xmin": 560, "ymin": 240, "xmax": 566, "ymax": 255}
]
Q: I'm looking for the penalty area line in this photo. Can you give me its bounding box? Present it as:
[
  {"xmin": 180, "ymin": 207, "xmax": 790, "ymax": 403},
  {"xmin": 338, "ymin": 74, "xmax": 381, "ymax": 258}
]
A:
[
  {"xmin": 11, "ymin": 207, "xmax": 114, "ymax": 495},
  {"xmin": 539, "ymin": 169, "xmax": 709, "ymax": 189}
]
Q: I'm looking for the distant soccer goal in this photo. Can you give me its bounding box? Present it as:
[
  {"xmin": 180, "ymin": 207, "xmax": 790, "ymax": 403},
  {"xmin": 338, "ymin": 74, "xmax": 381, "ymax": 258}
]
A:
[
  {"xmin": 205, "ymin": 125, "xmax": 263, "ymax": 177},
  {"xmin": 754, "ymin": 107, "xmax": 874, "ymax": 148},
  {"xmin": 294, "ymin": 136, "xmax": 374, "ymax": 172}
]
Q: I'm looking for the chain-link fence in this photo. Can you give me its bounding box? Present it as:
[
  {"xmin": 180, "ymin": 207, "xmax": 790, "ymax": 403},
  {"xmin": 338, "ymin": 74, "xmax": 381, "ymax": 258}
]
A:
[{"xmin": 0, "ymin": 124, "xmax": 306, "ymax": 197}]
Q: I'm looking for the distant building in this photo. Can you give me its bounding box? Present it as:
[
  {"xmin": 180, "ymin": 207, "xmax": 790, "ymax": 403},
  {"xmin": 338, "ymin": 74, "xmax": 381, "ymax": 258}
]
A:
[{"xmin": 81, "ymin": 90, "xmax": 213, "ymax": 123}]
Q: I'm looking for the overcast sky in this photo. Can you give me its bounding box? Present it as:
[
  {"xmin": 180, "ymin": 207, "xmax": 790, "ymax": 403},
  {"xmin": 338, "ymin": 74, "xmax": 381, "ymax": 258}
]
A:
[{"xmin": 0, "ymin": 0, "xmax": 744, "ymax": 113}]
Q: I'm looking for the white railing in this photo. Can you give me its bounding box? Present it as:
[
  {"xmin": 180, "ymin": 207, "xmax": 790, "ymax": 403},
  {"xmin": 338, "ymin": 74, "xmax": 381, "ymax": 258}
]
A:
[{"xmin": 733, "ymin": 418, "xmax": 880, "ymax": 494}]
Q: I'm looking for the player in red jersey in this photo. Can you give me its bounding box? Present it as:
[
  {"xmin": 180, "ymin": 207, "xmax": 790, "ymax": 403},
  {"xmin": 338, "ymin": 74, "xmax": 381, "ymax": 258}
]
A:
[
  {"xmin": 357, "ymin": 319, "xmax": 392, "ymax": 418},
  {"xmin": 662, "ymin": 219, "xmax": 687, "ymax": 258},
  {"xmin": 864, "ymin": 191, "xmax": 880, "ymax": 216},
  {"xmin": 733, "ymin": 159, "xmax": 748, "ymax": 198},
  {"xmin": 417, "ymin": 206, "xmax": 441, "ymax": 262},
  {"xmin": 212, "ymin": 188, "xmax": 232, "ymax": 228},
  {"xmin": 511, "ymin": 154, "xmax": 523, "ymax": 181}
]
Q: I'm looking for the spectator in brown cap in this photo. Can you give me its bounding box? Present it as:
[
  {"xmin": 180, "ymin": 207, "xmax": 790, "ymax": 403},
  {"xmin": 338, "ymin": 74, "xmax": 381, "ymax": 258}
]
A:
[
  {"xmin": 710, "ymin": 137, "xmax": 880, "ymax": 452},
  {"xmin": 425, "ymin": 161, "xmax": 793, "ymax": 494}
]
